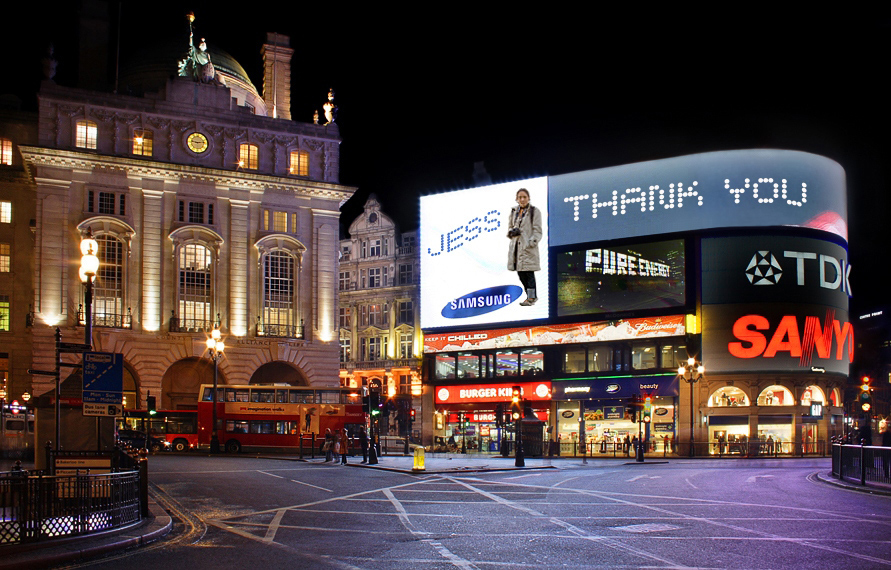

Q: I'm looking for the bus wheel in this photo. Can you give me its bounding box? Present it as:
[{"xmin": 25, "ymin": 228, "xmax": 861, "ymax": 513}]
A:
[
  {"xmin": 225, "ymin": 440, "xmax": 241, "ymax": 454},
  {"xmin": 173, "ymin": 439, "xmax": 188, "ymax": 452}
]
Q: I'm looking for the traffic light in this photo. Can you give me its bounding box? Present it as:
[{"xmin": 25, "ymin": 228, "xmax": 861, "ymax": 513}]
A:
[
  {"xmin": 629, "ymin": 394, "xmax": 639, "ymax": 423},
  {"xmin": 511, "ymin": 385, "xmax": 522, "ymax": 420},
  {"xmin": 861, "ymin": 376, "xmax": 872, "ymax": 412},
  {"xmin": 643, "ymin": 395, "xmax": 652, "ymax": 423},
  {"xmin": 369, "ymin": 391, "xmax": 381, "ymax": 417},
  {"xmin": 409, "ymin": 408, "xmax": 416, "ymax": 423},
  {"xmin": 147, "ymin": 395, "xmax": 157, "ymax": 416}
]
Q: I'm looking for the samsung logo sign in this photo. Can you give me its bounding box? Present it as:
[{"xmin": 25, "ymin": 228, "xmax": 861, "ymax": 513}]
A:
[{"xmin": 442, "ymin": 285, "xmax": 522, "ymax": 318}]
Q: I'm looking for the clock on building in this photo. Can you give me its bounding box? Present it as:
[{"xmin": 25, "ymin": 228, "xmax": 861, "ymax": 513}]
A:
[{"xmin": 187, "ymin": 132, "xmax": 209, "ymax": 153}]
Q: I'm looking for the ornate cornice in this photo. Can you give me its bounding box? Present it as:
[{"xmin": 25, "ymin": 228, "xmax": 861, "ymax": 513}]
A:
[{"xmin": 18, "ymin": 145, "xmax": 356, "ymax": 202}]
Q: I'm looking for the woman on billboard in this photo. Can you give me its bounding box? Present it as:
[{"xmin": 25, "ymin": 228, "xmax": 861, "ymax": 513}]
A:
[{"xmin": 507, "ymin": 188, "xmax": 542, "ymax": 306}]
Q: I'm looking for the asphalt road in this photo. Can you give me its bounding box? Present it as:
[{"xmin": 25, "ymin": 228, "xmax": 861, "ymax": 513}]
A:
[{"xmin": 59, "ymin": 455, "xmax": 891, "ymax": 569}]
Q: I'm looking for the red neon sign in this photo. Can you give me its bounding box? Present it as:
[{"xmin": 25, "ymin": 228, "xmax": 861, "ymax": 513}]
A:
[{"xmin": 728, "ymin": 310, "xmax": 854, "ymax": 365}]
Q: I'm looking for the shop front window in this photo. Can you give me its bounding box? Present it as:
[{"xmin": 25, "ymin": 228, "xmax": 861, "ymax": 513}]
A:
[
  {"xmin": 457, "ymin": 353, "xmax": 480, "ymax": 379},
  {"xmin": 829, "ymin": 388, "xmax": 841, "ymax": 407},
  {"xmin": 435, "ymin": 354, "xmax": 456, "ymax": 379},
  {"xmin": 660, "ymin": 344, "xmax": 687, "ymax": 370},
  {"xmin": 757, "ymin": 385, "xmax": 794, "ymax": 406},
  {"xmin": 590, "ymin": 346, "xmax": 612, "ymax": 372},
  {"xmin": 496, "ymin": 351, "xmax": 519, "ymax": 377},
  {"xmin": 708, "ymin": 386, "xmax": 750, "ymax": 407},
  {"xmin": 563, "ymin": 347, "xmax": 586, "ymax": 373},
  {"xmin": 520, "ymin": 350, "xmax": 544, "ymax": 376},
  {"xmin": 800, "ymin": 385, "xmax": 826, "ymax": 406},
  {"xmin": 632, "ymin": 342, "xmax": 657, "ymax": 370}
]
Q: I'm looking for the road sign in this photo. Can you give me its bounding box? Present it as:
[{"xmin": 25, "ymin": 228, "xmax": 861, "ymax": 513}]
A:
[
  {"xmin": 83, "ymin": 352, "xmax": 123, "ymax": 412},
  {"xmin": 83, "ymin": 402, "xmax": 124, "ymax": 417},
  {"xmin": 59, "ymin": 342, "xmax": 92, "ymax": 353}
]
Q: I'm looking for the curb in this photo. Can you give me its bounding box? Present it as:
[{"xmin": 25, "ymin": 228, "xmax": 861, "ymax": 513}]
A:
[
  {"xmin": 813, "ymin": 471, "xmax": 891, "ymax": 496},
  {"xmin": 0, "ymin": 496, "xmax": 172, "ymax": 570}
]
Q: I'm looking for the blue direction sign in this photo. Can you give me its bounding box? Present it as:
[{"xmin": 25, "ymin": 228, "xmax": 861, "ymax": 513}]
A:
[{"xmin": 83, "ymin": 352, "xmax": 123, "ymax": 406}]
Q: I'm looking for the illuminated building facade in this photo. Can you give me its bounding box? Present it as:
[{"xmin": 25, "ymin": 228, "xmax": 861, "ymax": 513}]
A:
[
  {"xmin": 3, "ymin": 26, "xmax": 353, "ymax": 422},
  {"xmin": 338, "ymin": 195, "xmax": 422, "ymax": 438},
  {"xmin": 421, "ymin": 151, "xmax": 851, "ymax": 455}
]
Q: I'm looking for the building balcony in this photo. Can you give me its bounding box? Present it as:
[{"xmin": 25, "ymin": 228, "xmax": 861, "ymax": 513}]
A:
[
  {"xmin": 168, "ymin": 316, "xmax": 215, "ymax": 333},
  {"xmin": 256, "ymin": 321, "xmax": 305, "ymax": 340},
  {"xmin": 77, "ymin": 306, "xmax": 133, "ymax": 329},
  {"xmin": 341, "ymin": 358, "xmax": 420, "ymax": 371}
]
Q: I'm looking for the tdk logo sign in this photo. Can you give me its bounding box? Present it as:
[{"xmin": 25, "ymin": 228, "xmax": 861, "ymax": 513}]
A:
[
  {"xmin": 441, "ymin": 285, "xmax": 522, "ymax": 318},
  {"xmin": 745, "ymin": 250, "xmax": 851, "ymax": 296}
]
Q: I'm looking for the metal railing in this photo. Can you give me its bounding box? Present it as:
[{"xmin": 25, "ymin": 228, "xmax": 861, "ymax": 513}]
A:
[
  {"xmin": 256, "ymin": 322, "xmax": 304, "ymax": 339},
  {"xmin": 0, "ymin": 466, "xmax": 143, "ymax": 545},
  {"xmin": 169, "ymin": 317, "xmax": 214, "ymax": 333},
  {"xmin": 77, "ymin": 306, "xmax": 133, "ymax": 329},
  {"xmin": 832, "ymin": 444, "xmax": 891, "ymax": 487},
  {"xmin": 547, "ymin": 439, "xmax": 830, "ymax": 458}
]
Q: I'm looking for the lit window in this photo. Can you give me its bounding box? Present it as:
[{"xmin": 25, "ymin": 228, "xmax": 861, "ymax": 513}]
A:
[
  {"xmin": 239, "ymin": 143, "xmax": 258, "ymax": 170},
  {"xmin": 132, "ymin": 129, "xmax": 153, "ymax": 157},
  {"xmin": 178, "ymin": 244, "xmax": 213, "ymax": 331},
  {"xmin": 273, "ymin": 211, "xmax": 287, "ymax": 232},
  {"xmin": 0, "ymin": 295, "xmax": 8, "ymax": 331},
  {"xmin": 0, "ymin": 244, "xmax": 9, "ymax": 272},
  {"xmin": 262, "ymin": 251, "xmax": 297, "ymax": 337},
  {"xmin": 94, "ymin": 235, "xmax": 126, "ymax": 327},
  {"xmin": 0, "ymin": 138, "xmax": 12, "ymax": 166},
  {"xmin": 400, "ymin": 334, "xmax": 413, "ymax": 359},
  {"xmin": 76, "ymin": 120, "xmax": 98, "ymax": 149},
  {"xmin": 289, "ymin": 150, "xmax": 309, "ymax": 176},
  {"xmin": 0, "ymin": 201, "xmax": 10, "ymax": 223},
  {"xmin": 339, "ymin": 307, "xmax": 351, "ymax": 328}
]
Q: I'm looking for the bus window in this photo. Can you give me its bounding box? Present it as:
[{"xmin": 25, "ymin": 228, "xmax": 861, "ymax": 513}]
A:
[
  {"xmin": 201, "ymin": 387, "xmax": 213, "ymax": 401},
  {"xmin": 250, "ymin": 421, "xmax": 274, "ymax": 434},
  {"xmin": 276, "ymin": 389, "xmax": 288, "ymax": 403},
  {"xmin": 276, "ymin": 421, "xmax": 293, "ymax": 435},
  {"xmin": 225, "ymin": 388, "xmax": 236, "ymax": 402},
  {"xmin": 226, "ymin": 420, "xmax": 249, "ymax": 433},
  {"xmin": 319, "ymin": 391, "xmax": 340, "ymax": 404},
  {"xmin": 252, "ymin": 389, "xmax": 274, "ymax": 403},
  {"xmin": 234, "ymin": 389, "xmax": 249, "ymax": 402},
  {"xmin": 289, "ymin": 390, "xmax": 315, "ymax": 404}
]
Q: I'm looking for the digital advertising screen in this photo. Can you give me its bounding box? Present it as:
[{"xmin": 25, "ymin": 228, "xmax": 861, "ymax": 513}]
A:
[
  {"xmin": 548, "ymin": 149, "xmax": 847, "ymax": 246},
  {"xmin": 421, "ymin": 178, "xmax": 549, "ymax": 329},
  {"xmin": 556, "ymin": 239, "xmax": 685, "ymax": 317}
]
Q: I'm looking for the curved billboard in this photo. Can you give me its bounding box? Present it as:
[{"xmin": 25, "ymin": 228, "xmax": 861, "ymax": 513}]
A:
[{"xmin": 548, "ymin": 149, "xmax": 846, "ymax": 246}]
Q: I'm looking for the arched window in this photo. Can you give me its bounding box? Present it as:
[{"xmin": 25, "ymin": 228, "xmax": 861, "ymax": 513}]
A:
[
  {"xmin": 239, "ymin": 143, "xmax": 258, "ymax": 170},
  {"xmin": 178, "ymin": 244, "xmax": 213, "ymax": 331},
  {"xmin": 800, "ymin": 385, "xmax": 826, "ymax": 406},
  {"xmin": 132, "ymin": 128, "xmax": 153, "ymax": 157},
  {"xmin": 289, "ymin": 150, "xmax": 309, "ymax": 176},
  {"xmin": 76, "ymin": 120, "xmax": 98, "ymax": 149},
  {"xmin": 829, "ymin": 388, "xmax": 842, "ymax": 407},
  {"xmin": 757, "ymin": 385, "xmax": 794, "ymax": 406},
  {"xmin": 262, "ymin": 250, "xmax": 298, "ymax": 337},
  {"xmin": 93, "ymin": 234, "xmax": 127, "ymax": 327},
  {"xmin": 708, "ymin": 386, "xmax": 750, "ymax": 407},
  {"xmin": 256, "ymin": 235, "xmax": 305, "ymax": 339}
]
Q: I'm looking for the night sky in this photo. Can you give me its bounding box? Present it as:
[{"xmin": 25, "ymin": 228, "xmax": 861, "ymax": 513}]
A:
[{"xmin": 3, "ymin": 5, "xmax": 888, "ymax": 310}]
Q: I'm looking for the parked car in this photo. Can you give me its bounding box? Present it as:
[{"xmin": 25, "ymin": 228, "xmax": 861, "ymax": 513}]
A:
[{"xmin": 117, "ymin": 429, "xmax": 169, "ymax": 452}]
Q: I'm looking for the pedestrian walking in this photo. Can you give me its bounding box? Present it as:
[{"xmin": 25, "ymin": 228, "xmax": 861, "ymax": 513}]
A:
[
  {"xmin": 359, "ymin": 427, "xmax": 369, "ymax": 463},
  {"xmin": 340, "ymin": 428, "xmax": 350, "ymax": 465}
]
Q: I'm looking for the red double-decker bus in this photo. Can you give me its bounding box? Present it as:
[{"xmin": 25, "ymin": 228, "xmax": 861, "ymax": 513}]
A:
[
  {"xmin": 197, "ymin": 384, "xmax": 364, "ymax": 453},
  {"xmin": 117, "ymin": 410, "xmax": 198, "ymax": 452}
]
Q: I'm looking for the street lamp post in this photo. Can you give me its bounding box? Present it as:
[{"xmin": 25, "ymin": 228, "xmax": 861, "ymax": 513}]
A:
[
  {"xmin": 0, "ymin": 388, "xmax": 6, "ymax": 436},
  {"xmin": 679, "ymin": 357, "xmax": 704, "ymax": 458},
  {"xmin": 80, "ymin": 229, "xmax": 99, "ymax": 346},
  {"xmin": 206, "ymin": 325, "xmax": 225, "ymax": 453}
]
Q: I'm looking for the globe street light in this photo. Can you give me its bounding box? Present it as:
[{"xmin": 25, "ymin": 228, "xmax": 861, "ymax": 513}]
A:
[
  {"xmin": 206, "ymin": 324, "xmax": 225, "ymax": 453},
  {"xmin": 679, "ymin": 357, "xmax": 704, "ymax": 457},
  {"xmin": 80, "ymin": 228, "xmax": 99, "ymax": 345}
]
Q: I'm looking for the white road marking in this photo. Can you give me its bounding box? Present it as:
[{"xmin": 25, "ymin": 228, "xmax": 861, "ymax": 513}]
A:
[
  {"xmin": 290, "ymin": 479, "xmax": 332, "ymax": 493},
  {"xmin": 258, "ymin": 470, "xmax": 284, "ymax": 479},
  {"xmin": 685, "ymin": 478, "xmax": 698, "ymax": 489},
  {"xmin": 627, "ymin": 475, "xmax": 661, "ymax": 482},
  {"xmin": 745, "ymin": 474, "xmax": 775, "ymax": 483},
  {"xmin": 504, "ymin": 473, "xmax": 542, "ymax": 480},
  {"xmin": 263, "ymin": 508, "xmax": 285, "ymax": 542}
]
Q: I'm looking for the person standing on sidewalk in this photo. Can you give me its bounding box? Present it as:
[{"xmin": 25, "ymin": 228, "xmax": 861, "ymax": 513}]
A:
[
  {"xmin": 340, "ymin": 428, "xmax": 350, "ymax": 465},
  {"xmin": 359, "ymin": 427, "xmax": 369, "ymax": 463},
  {"xmin": 324, "ymin": 428, "xmax": 333, "ymax": 462}
]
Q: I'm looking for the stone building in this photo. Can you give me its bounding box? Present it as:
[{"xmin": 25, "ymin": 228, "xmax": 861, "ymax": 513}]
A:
[
  {"xmin": 338, "ymin": 195, "xmax": 422, "ymax": 438},
  {"xmin": 2, "ymin": 22, "xmax": 353, "ymax": 430}
]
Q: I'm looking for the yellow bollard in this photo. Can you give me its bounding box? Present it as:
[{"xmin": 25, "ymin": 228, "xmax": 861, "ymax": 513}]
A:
[{"xmin": 412, "ymin": 446, "xmax": 426, "ymax": 471}]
